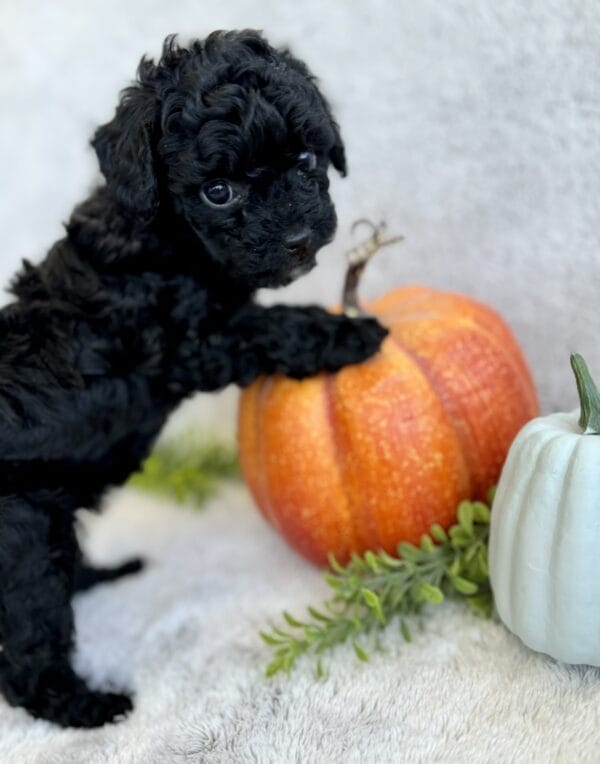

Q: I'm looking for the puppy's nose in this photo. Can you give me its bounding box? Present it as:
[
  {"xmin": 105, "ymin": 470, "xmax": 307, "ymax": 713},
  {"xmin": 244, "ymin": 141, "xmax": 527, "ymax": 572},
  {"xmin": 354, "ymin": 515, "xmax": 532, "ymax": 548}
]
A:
[{"xmin": 284, "ymin": 229, "xmax": 312, "ymax": 255}]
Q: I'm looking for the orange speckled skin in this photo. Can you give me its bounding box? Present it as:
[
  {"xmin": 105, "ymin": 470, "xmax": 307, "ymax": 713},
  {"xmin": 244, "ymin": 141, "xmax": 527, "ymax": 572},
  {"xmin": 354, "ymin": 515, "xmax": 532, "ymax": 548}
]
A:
[{"xmin": 238, "ymin": 286, "xmax": 539, "ymax": 566}]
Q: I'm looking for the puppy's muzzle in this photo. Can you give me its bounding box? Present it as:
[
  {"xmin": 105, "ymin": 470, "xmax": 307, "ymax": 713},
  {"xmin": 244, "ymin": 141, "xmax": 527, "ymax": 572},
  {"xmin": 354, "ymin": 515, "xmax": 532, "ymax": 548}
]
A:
[{"xmin": 284, "ymin": 228, "xmax": 312, "ymax": 258}]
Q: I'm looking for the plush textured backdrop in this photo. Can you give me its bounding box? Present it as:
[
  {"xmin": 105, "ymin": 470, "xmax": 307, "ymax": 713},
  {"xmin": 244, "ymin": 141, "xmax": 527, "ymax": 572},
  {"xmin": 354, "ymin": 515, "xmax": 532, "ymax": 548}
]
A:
[
  {"xmin": 3, "ymin": 483, "xmax": 600, "ymax": 763},
  {"xmin": 1, "ymin": 1, "xmax": 599, "ymax": 761},
  {"xmin": 1, "ymin": 0, "xmax": 599, "ymax": 419}
]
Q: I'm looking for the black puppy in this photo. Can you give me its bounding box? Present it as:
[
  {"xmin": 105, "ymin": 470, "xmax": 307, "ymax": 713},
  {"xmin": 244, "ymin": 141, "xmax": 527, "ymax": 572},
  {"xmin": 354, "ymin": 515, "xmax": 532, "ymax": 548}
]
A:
[{"xmin": 0, "ymin": 30, "xmax": 386, "ymax": 727}]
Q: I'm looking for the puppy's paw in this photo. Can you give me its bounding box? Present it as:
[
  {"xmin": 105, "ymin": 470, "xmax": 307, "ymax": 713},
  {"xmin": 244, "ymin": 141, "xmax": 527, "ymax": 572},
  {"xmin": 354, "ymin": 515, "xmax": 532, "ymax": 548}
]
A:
[
  {"xmin": 325, "ymin": 315, "xmax": 388, "ymax": 371},
  {"xmin": 63, "ymin": 689, "xmax": 134, "ymax": 728},
  {"xmin": 30, "ymin": 688, "xmax": 133, "ymax": 728},
  {"xmin": 11, "ymin": 662, "xmax": 135, "ymax": 728}
]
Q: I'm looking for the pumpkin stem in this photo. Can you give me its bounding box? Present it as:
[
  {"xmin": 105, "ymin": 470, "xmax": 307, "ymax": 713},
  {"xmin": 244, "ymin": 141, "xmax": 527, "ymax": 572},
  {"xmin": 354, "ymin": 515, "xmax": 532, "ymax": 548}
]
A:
[
  {"xmin": 342, "ymin": 220, "xmax": 403, "ymax": 317},
  {"xmin": 570, "ymin": 354, "xmax": 600, "ymax": 435}
]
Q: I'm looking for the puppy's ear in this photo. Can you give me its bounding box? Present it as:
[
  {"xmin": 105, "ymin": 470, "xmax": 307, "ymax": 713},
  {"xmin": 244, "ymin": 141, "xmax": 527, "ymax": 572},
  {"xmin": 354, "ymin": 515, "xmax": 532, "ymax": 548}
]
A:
[
  {"xmin": 329, "ymin": 124, "xmax": 347, "ymax": 177},
  {"xmin": 92, "ymin": 58, "xmax": 159, "ymax": 221},
  {"xmin": 278, "ymin": 49, "xmax": 348, "ymax": 177}
]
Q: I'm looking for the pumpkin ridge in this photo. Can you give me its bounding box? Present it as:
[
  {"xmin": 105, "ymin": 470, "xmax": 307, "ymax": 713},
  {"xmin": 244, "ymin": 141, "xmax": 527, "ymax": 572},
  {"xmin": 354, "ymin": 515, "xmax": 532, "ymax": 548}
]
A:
[
  {"xmin": 507, "ymin": 430, "xmax": 566, "ymax": 630},
  {"xmin": 377, "ymin": 288, "xmax": 537, "ymax": 415},
  {"xmin": 321, "ymin": 375, "xmax": 360, "ymax": 557},
  {"xmin": 254, "ymin": 377, "xmax": 279, "ymax": 529},
  {"xmin": 386, "ymin": 333, "xmax": 472, "ymax": 499},
  {"xmin": 546, "ymin": 435, "xmax": 587, "ymax": 650},
  {"xmin": 237, "ymin": 379, "xmax": 262, "ymax": 513},
  {"xmin": 462, "ymin": 313, "xmax": 539, "ymax": 415},
  {"xmin": 392, "ymin": 313, "xmax": 538, "ymax": 497},
  {"xmin": 488, "ymin": 423, "xmax": 530, "ymax": 619}
]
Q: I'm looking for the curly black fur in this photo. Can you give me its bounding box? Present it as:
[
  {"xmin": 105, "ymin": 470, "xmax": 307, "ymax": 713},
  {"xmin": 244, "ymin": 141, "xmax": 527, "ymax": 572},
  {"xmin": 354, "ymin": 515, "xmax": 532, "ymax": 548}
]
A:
[{"xmin": 0, "ymin": 30, "xmax": 386, "ymax": 727}]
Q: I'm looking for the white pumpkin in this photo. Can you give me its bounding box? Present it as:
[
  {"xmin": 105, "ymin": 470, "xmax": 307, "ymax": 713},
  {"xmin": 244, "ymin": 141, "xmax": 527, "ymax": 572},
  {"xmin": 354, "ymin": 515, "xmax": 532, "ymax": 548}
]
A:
[{"xmin": 489, "ymin": 354, "xmax": 600, "ymax": 665}]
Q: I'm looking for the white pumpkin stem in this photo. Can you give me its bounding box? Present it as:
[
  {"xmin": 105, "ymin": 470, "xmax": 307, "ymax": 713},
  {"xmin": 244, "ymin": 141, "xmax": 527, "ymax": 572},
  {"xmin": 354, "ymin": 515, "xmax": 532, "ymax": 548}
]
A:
[
  {"xmin": 570, "ymin": 353, "xmax": 600, "ymax": 435},
  {"xmin": 343, "ymin": 220, "xmax": 403, "ymax": 317}
]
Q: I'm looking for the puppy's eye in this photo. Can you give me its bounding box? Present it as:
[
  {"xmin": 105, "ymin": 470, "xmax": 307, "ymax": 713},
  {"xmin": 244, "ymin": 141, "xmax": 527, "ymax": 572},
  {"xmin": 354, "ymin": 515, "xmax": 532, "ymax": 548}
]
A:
[
  {"xmin": 296, "ymin": 151, "xmax": 317, "ymax": 172},
  {"xmin": 201, "ymin": 180, "xmax": 235, "ymax": 208}
]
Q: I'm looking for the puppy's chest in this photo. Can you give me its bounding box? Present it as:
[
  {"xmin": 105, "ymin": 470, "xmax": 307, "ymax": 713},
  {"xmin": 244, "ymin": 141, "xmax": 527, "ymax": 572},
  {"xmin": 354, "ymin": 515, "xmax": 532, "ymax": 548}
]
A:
[{"xmin": 82, "ymin": 273, "xmax": 233, "ymax": 373}]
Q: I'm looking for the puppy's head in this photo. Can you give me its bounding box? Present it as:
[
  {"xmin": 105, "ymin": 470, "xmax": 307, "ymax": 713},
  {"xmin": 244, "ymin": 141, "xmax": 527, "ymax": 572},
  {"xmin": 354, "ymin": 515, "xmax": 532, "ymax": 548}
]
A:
[{"xmin": 92, "ymin": 31, "xmax": 346, "ymax": 289}]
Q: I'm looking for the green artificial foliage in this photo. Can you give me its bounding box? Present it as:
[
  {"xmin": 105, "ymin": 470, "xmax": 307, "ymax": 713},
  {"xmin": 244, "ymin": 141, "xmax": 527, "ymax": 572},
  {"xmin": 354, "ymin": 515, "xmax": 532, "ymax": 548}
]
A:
[
  {"xmin": 127, "ymin": 435, "xmax": 240, "ymax": 506},
  {"xmin": 261, "ymin": 489, "xmax": 495, "ymax": 678}
]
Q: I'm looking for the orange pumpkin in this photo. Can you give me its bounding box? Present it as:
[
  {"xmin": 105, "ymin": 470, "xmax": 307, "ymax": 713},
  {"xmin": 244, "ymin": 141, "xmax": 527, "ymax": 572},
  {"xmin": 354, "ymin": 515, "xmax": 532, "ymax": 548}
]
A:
[{"xmin": 238, "ymin": 235, "xmax": 539, "ymax": 566}]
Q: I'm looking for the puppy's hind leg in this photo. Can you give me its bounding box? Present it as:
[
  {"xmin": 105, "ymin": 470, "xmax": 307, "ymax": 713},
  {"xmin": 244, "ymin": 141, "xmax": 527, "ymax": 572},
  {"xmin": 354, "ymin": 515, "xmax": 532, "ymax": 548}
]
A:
[{"xmin": 0, "ymin": 496, "xmax": 133, "ymax": 727}]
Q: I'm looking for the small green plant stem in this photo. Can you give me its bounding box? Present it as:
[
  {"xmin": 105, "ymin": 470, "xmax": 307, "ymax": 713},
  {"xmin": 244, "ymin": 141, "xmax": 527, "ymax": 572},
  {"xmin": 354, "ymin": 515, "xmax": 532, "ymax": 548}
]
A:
[
  {"xmin": 571, "ymin": 353, "xmax": 600, "ymax": 435},
  {"xmin": 127, "ymin": 437, "xmax": 239, "ymax": 505},
  {"xmin": 261, "ymin": 496, "xmax": 493, "ymax": 678}
]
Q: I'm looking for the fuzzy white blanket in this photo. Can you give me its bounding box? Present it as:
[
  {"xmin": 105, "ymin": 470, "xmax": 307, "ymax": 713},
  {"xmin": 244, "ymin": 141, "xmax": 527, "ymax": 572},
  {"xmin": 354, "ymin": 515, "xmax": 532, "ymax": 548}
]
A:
[
  {"xmin": 2, "ymin": 0, "xmax": 600, "ymax": 759},
  {"xmin": 1, "ymin": 480, "xmax": 598, "ymax": 763}
]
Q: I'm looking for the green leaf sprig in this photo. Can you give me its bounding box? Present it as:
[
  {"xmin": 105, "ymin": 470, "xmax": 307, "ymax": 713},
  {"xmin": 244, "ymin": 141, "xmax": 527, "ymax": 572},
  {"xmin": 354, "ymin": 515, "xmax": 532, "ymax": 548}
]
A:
[
  {"xmin": 127, "ymin": 436, "xmax": 239, "ymax": 506},
  {"xmin": 261, "ymin": 490, "xmax": 494, "ymax": 678}
]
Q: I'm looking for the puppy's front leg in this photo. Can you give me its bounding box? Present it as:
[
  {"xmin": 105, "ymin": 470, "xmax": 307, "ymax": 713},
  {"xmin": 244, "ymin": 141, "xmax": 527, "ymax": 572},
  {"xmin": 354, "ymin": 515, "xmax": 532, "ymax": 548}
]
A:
[
  {"xmin": 228, "ymin": 303, "xmax": 388, "ymax": 384},
  {"xmin": 166, "ymin": 303, "xmax": 386, "ymax": 395}
]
